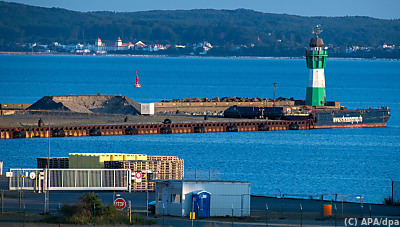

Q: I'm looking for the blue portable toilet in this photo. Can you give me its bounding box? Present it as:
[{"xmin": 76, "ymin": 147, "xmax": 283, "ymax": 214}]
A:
[{"xmin": 192, "ymin": 190, "xmax": 211, "ymax": 218}]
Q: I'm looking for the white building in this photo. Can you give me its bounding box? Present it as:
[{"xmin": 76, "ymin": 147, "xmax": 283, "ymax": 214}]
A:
[
  {"xmin": 155, "ymin": 180, "xmax": 251, "ymax": 217},
  {"xmin": 90, "ymin": 37, "xmax": 134, "ymax": 53},
  {"xmin": 140, "ymin": 103, "xmax": 154, "ymax": 115},
  {"xmin": 194, "ymin": 41, "xmax": 213, "ymax": 55}
]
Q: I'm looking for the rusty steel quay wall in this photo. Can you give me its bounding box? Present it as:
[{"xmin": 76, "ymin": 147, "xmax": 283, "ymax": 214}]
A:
[{"xmin": 0, "ymin": 119, "xmax": 309, "ymax": 139}]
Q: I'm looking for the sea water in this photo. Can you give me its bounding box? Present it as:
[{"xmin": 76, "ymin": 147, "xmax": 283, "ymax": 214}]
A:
[{"xmin": 0, "ymin": 55, "xmax": 399, "ymax": 203}]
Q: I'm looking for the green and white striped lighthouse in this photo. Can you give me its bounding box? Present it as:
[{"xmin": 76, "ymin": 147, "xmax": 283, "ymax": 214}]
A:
[{"xmin": 305, "ymin": 26, "xmax": 327, "ymax": 106}]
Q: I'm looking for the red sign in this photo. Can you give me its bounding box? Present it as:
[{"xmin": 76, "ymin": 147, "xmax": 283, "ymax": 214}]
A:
[{"xmin": 114, "ymin": 198, "xmax": 126, "ymax": 210}]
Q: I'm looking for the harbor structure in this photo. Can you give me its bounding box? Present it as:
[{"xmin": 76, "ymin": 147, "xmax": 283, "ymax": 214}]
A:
[
  {"xmin": 35, "ymin": 153, "xmax": 184, "ymax": 191},
  {"xmin": 154, "ymin": 180, "xmax": 251, "ymax": 217},
  {"xmin": 0, "ymin": 119, "xmax": 309, "ymax": 139},
  {"xmin": 223, "ymin": 26, "xmax": 390, "ymax": 128},
  {"xmin": 305, "ymin": 25, "xmax": 327, "ymax": 106}
]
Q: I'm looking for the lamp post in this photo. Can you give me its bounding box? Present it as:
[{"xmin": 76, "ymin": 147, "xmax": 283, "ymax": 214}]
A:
[
  {"xmin": 273, "ymin": 83, "xmax": 277, "ymax": 107},
  {"xmin": 46, "ymin": 118, "xmax": 51, "ymax": 213}
]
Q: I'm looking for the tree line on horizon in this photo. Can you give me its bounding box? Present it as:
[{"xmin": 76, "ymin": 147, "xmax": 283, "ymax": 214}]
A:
[{"xmin": 0, "ymin": 1, "xmax": 399, "ymax": 52}]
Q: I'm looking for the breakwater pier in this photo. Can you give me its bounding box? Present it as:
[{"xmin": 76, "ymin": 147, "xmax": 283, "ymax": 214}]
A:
[{"xmin": 0, "ymin": 119, "xmax": 309, "ymax": 139}]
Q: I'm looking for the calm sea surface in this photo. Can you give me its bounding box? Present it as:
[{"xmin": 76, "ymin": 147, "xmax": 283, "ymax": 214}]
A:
[{"xmin": 0, "ymin": 55, "xmax": 399, "ymax": 203}]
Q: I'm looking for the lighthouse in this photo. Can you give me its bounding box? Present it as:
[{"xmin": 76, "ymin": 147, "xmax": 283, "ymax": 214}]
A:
[{"xmin": 305, "ymin": 26, "xmax": 327, "ymax": 106}]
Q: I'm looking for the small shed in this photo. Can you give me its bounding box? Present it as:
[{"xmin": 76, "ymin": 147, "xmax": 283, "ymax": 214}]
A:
[{"xmin": 154, "ymin": 180, "xmax": 251, "ymax": 217}]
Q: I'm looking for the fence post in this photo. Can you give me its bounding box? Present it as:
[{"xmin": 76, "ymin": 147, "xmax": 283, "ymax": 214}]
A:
[
  {"xmin": 1, "ymin": 189, "xmax": 3, "ymax": 214},
  {"xmin": 369, "ymin": 204, "xmax": 372, "ymax": 227},
  {"xmin": 19, "ymin": 190, "xmax": 22, "ymax": 212},
  {"xmin": 129, "ymin": 200, "xmax": 132, "ymax": 224},
  {"xmin": 300, "ymin": 204, "xmax": 303, "ymax": 227},
  {"xmin": 93, "ymin": 202, "xmax": 95, "ymax": 227},
  {"xmin": 231, "ymin": 204, "xmax": 234, "ymax": 227},
  {"xmin": 334, "ymin": 204, "xmax": 337, "ymax": 227},
  {"xmin": 265, "ymin": 202, "xmax": 268, "ymax": 227},
  {"xmin": 44, "ymin": 191, "xmax": 47, "ymax": 213},
  {"xmin": 163, "ymin": 203, "xmax": 165, "ymax": 227},
  {"xmin": 146, "ymin": 189, "xmax": 149, "ymax": 218},
  {"xmin": 280, "ymin": 194, "xmax": 285, "ymax": 219},
  {"xmin": 191, "ymin": 200, "xmax": 194, "ymax": 227},
  {"xmin": 342, "ymin": 195, "xmax": 344, "ymax": 217},
  {"xmin": 23, "ymin": 202, "xmax": 26, "ymax": 227},
  {"xmin": 391, "ymin": 178, "xmax": 394, "ymax": 204}
]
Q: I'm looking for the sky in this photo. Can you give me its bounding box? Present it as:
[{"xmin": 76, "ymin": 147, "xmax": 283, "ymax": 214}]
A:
[{"xmin": 3, "ymin": 0, "xmax": 400, "ymax": 19}]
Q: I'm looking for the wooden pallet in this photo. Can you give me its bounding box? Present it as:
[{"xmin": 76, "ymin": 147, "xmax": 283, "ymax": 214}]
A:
[
  {"xmin": 147, "ymin": 155, "xmax": 179, "ymax": 161},
  {"xmin": 105, "ymin": 157, "xmax": 184, "ymax": 191}
]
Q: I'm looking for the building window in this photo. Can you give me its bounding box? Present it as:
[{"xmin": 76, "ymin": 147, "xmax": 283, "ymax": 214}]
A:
[{"xmin": 171, "ymin": 194, "xmax": 181, "ymax": 203}]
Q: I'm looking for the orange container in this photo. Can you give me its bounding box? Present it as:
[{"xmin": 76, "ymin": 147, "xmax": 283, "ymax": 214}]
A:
[{"xmin": 323, "ymin": 204, "xmax": 332, "ymax": 216}]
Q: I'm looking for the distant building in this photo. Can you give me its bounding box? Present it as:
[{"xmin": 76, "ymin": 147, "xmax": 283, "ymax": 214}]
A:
[
  {"xmin": 135, "ymin": 41, "xmax": 147, "ymax": 48},
  {"xmin": 114, "ymin": 37, "xmax": 134, "ymax": 51},
  {"xmin": 382, "ymin": 43, "xmax": 395, "ymax": 50},
  {"xmin": 90, "ymin": 37, "xmax": 134, "ymax": 53},
  {"xmin": 194, "ymin": 41, "xmax": 213, "ymax": 55}
]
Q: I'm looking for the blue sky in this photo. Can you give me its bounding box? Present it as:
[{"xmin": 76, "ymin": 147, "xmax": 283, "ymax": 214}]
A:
[{"xmin": 4, "ymin": 0, "xmax": 399, "ymax": 19}]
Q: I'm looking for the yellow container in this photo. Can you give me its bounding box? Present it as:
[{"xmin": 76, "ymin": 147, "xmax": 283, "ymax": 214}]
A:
[
  {"xmin": 323, "ymin": 204, "xmax": 332, "ymax": 216},
  {"xmin": 137, "ymin": 154, "xmax": 147, "ymax": 160},
  {"xmin": 69, "ymin": 154, "xmax": 78, "ymax": 168},
  {"xmin": 69, "ymin": 153, "xmax": 147, "ymax": 168}
]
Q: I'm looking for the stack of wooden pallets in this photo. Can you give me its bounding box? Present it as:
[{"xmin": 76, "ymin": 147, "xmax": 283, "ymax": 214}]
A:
[
  {"xmin": 37, "ymin": 157, "xmax": 69, "ymax": 169},
  {"xmin": 104, "ymin": 155, "xmax": 184, "ymax": 191},
  {"xmin": 147, "ymin": 156, "xmax": 184, "ymax": 180}
]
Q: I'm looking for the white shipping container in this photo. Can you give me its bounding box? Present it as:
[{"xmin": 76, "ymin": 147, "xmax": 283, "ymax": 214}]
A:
[{"xmin": 140, "ymin": 103, "xmax": 154, "ymax": 115}]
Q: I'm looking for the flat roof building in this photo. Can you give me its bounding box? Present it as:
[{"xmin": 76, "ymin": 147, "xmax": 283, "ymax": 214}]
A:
[{"xmin": 155, "ymin": 180, "xmax": 251, "ymax": 217}]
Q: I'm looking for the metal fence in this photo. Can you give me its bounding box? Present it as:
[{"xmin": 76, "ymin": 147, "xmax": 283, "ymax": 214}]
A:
[
  {"xmin": 0, "ymin": 190, "xmax": 398, "ymax": 226},
  {"xmin": 184, "ymin": 169, "xmax": 221, "ymax": 181},
  {"xmin": 7, "ymin": 168, "xmax": 131, "ymax": 191},
  {"xmin": 0, "ymin": 190, "xmax": 150, "ymax": 214},
  {"xmin": 393, "ymin": 180, "xmax": 400, "ymax": 203}
]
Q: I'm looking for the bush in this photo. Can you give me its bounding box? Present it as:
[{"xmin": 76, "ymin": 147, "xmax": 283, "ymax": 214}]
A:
[
  {"xmin": 383, "ymin": 196, "xmax": 400, "ymax": 206},
  {"xmin": 42, "ymin": 192, "xmax": 155, "ymax": 225}
]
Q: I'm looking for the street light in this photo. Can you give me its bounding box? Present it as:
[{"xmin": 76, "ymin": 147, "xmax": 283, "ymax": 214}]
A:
[{"xmin": 273, "ymin": 83, "xmax": 277, "ymax": 107}]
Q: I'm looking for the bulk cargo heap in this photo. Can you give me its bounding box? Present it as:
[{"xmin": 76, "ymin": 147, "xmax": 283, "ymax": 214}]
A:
[{"xmin": 224, "ymin": 26, "xmax": 391, "ymax": 129}]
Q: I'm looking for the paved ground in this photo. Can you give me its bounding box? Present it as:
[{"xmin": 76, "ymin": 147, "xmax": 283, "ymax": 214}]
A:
[
  {"xmin": 0, "ymin": 191, "xmax": 399, "ymax": 226},
  {"xmin": 0, "ymin": 110, "xmax": 212, "ymax": 128}
]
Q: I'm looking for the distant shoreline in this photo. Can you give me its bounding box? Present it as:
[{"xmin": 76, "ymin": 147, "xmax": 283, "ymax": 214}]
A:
[{"xmin": 1, "ymin": 51, "xmax": 399, "ymax": 61}]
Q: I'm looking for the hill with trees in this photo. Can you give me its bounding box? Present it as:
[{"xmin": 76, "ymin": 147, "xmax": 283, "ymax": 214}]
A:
[{"xmin": 0, "ymin": 1, "xmax": 399, "ymax": 57}]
